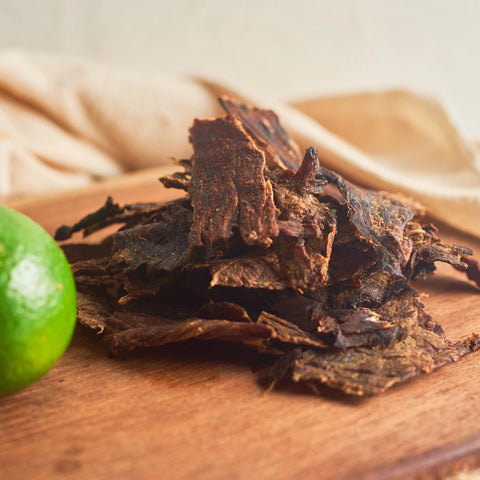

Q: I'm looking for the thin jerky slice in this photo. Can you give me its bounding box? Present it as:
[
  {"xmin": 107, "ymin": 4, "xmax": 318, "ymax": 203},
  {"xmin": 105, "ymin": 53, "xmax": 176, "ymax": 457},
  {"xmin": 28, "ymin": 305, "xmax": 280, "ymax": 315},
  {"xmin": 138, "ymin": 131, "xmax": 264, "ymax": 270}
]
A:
[
  {"xmin": 71, "ymin": 257, "xmax": 122, "ymax": 297},
  {"xmin": 322, "ymin": 169, "xmax": 420, "ymax": 278},
  {"xmin": 188, "ymin": 115, "xmax": 279, "ymax": 248},
  {"xmin": 55, "ymin": 196, "xmax": 122, "ymax": 241},
  {"xmin": 104, "ymin": 312, "xmax": 276, "ymax": 356},
  {"xmin": 219, "ymin": 96, "xmax": 302, "ymax": 170},
  {"xmin": 209, "ymin": 236, "xmax": 332, "ymax": 293},
  {"xmin": 196, "ymin": 302, "xmax": 253, "ymax": 323},
  {"xmin": 208, "ymin": 158, "xmax": 338, "ymax": 292},
  {"xmin": 76, "ymin": 288, "xmax": 112, "ymax": 333},
  {"xmin": 109, "ymin": 201, "xmax": 193, "ymax": 275},
  {"xmin": 55, "ymin": 199, "xmax": 166, "ymax": 241},
  {"xmin": 310, "ymin": 287, "xmax": 420, "ymax": 349},
  {"xmin": 268, "ymin": 328, "xmax": 480, "ymax": 396},
  {"xmin": 257, "ymin": 311, "xmax": 328, "ymax": 349},
  {"xmin": 159, "ymin": 171, "xmax": 190, "ymax": 191}
]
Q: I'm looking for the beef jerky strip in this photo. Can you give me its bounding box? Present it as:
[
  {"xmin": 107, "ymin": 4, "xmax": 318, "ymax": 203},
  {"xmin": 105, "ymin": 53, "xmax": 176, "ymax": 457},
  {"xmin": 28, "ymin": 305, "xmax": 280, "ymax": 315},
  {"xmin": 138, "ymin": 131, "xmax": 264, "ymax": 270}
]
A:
[
  {"xmin": 76, "ymin": 286, "xmax": 328, "ymax": 356},
  {"xmin": 159, "ymin": 171, "xmax": 190, "ymax": 191},
  {"xmin": 188, "ymin": 115, "xmax": 279, "ymax": 249},
  {"xmin": 208, "ymin": 150, "xmax": 337, "ymax": 292},
  {"xmin": 219, "ymin": 96, "xmax": 302, "ymax": 171},
  {"xmin": 108, "ymin": 201, "xmax": 194, "ymax": 275},
  {"xmin": 103, "ymin": 312, "xmax": 276, "ymax": 356},
  {"xmin": 310, "ymin": 286, "xmax": 421, "ymax": 349},
  {"xmin": 55, "ymin": 198, "xmax": 165, "ymax": 241},
  {"xmin": 54, "ymin": 196, "xmax": 120, "ymax": 241},
  {"xmin": 320, "ymin": 169, "xmax": 418, "ymax": 279},
  {"xmin": 209, "ymin": 236, "xmax": 331, "ymax": 293},
  {"xmin": 269, "ymin": 328, "xmax": 480, "ymax": 396},
  {"xmin": 257, "ymin": 311, "xmax": 328, "ymax": 349},
  {"xmin": 76, "ymin": 288, "xmax": 112, "ymax": 333}
]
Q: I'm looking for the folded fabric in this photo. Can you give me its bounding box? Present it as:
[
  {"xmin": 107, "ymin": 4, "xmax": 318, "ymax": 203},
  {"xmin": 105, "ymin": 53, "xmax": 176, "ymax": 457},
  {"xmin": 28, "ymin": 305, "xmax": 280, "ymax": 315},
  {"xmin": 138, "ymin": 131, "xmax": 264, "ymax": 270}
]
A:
[{"xmin": 0, "ymin": 49, "xmax": 479, "ymax": 238}]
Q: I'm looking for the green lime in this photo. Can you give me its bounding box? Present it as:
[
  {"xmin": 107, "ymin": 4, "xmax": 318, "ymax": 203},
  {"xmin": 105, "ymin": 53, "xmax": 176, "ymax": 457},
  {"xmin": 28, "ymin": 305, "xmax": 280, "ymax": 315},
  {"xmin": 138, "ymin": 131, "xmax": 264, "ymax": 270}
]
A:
[{"xmin": 0, "ymin": 205, "xmax": 77, "ymax": 396}]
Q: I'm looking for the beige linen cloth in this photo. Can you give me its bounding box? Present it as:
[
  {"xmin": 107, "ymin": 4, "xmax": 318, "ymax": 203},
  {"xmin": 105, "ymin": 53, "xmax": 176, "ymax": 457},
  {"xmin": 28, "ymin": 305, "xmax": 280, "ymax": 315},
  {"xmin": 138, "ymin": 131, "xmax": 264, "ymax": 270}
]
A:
[{"xmin": 1, "ymin": 49, "xmax": 479, "ymax": 238}]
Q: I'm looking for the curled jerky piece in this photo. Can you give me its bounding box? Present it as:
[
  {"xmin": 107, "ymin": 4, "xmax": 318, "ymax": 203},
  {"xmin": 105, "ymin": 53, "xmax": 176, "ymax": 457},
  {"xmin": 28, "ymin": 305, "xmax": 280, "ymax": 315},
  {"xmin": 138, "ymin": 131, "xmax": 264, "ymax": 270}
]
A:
[
  {"xmin": 310, "ymin": 287, "xmax": 420, "ymax": 349},
  {"xmin": 55, "ymin": 196, "xmax": 122, "ymax": 241},
  {"xmin": 321, "ymin": 169, "xmax": 419, "ymax": 279}
]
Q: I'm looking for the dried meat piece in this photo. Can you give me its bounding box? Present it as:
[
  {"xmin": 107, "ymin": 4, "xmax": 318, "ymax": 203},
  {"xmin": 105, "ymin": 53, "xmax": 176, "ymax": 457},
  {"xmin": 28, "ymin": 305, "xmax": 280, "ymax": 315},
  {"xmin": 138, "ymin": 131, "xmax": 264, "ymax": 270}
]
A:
[
  {"xmin": 257, "ymin": 311, "xmax": 328, "ymax": 350},
  {"xmin": 55, "ymin": 196, "xmax": 122, "ymax": 241},
  {"xmin": 188, "ymin": 115, "xmax": 279, "ymax": 248},
  {"xmin": 310, "ymin": 287, "xmax": 420, "ymax": 349},
  {"xmin": 267, "ymin": 328, "xmax": 480, "ymax": 396},
  {"xmin": 209, "ymin": 235, "xmax": 332, "ymax": 293},
  {"xmin": 55, "ymin": 199, "xmax": 166, "ymax": 241},
  {"xmin": 289, "ymin": 147, "xmax": 327, "ymax": 196},
  {"xmin": 104, "ymin": 311, "xmax": 276, "ymax": 356},
  {"xmin": 206, "ymin": 150, "xmax": 337, "ymax": 292},
  {"xmin": 219, "ymin": 97, "xmax": 302, "ymax": 170},
  {"xmin": 159, "ymin": 171, "xmax": 190, "ymax": 191},
  {"xmin": 321, "ymin": 169, "xmax": 418, "ymax": 279},
  {"xmin": 109, "ymin": 201, "xmax": 194, "ymax": 274},
  {"xmin": 76, "ymin": 288, "xmax": 112, "ymax": 333}
]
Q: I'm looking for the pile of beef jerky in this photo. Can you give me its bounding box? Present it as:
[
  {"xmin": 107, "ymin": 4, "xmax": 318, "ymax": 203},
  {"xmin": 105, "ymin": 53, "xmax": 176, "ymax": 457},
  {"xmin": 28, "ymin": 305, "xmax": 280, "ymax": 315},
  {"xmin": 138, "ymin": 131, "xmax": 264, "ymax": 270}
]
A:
[{"xmin": 55, "ymin": 97, "xmax": 480, "ymax": 396}]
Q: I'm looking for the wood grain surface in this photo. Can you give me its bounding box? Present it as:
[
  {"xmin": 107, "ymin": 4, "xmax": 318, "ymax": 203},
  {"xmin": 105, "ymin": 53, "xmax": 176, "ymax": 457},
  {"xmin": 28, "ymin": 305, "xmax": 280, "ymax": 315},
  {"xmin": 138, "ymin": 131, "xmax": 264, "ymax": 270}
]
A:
[{"xmin": 1, "ymin": 167, "xmax": 480, "ymax": 480}]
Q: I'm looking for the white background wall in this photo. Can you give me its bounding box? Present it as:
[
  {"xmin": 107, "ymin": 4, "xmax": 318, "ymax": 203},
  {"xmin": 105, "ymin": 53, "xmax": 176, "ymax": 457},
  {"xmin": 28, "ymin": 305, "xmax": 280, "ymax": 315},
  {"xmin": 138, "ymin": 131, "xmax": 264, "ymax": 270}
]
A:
[{"xmin": 1, "ymin": 0, "xmax": 479, "ymax": 136}]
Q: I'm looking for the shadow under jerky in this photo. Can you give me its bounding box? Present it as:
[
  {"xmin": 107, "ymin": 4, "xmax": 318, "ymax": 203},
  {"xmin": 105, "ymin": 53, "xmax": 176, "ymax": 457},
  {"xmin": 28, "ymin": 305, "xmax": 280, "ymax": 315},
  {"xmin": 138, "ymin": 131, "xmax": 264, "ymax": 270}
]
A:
[{"xmin": 55, "ymin": 97, "xmax": 480, "ymax": 397}]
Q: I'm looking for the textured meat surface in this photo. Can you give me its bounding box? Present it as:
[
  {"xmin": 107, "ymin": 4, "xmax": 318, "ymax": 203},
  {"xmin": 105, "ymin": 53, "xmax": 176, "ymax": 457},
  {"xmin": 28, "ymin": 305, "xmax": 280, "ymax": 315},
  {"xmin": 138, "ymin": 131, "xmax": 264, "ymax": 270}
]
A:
[{"xmin": 56, "ymin": 97, "xmax": 480, "ymax": 397}]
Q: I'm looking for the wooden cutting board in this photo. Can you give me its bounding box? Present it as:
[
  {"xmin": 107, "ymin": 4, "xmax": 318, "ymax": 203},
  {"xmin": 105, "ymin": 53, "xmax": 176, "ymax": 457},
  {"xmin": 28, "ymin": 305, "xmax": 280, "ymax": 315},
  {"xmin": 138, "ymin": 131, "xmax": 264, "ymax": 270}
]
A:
[{"xmin": 2, "ymin": 166, "xmax": 480, "ymax": 480}]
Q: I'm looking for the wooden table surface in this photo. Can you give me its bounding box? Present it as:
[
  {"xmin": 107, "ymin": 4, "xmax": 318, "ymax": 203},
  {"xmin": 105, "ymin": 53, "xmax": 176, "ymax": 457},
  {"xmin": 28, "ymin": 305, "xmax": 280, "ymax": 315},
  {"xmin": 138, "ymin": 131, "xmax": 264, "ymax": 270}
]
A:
[{"xmin": 2, "ymin": 166, "xmax": 480, "ymax": 480}]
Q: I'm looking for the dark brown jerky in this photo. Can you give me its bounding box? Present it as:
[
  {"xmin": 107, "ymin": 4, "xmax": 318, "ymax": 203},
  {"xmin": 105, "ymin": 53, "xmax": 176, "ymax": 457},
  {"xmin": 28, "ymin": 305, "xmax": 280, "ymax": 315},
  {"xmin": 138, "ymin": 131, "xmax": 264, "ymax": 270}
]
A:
[
  {"xmin": 196, "ymin": 301, "xmax": 253, "ymax": 323},
  {"xmin": 57, "ymin": 97, "xmax": 480, "ymax": 398},
  {"xmin": 310, "ymin": 287, "xmax": 420, "ymax": 349},
  {"xmin": 321, "ymin": 169, "xmax": 418, "ymax": 279},
  {"xmin": 219, "ymin": 97, "xmax": 302, "ymax": 170},
  {"xmin": 257, "ymin": 311, "xmax": 328, "ymax": 350},
  {"xmin": 208, "ymin": 234, "xmax": 333, "ymax": 293},
  {"xmin": 289, "ymin": 147, "xmax": 327, "ymax": 196},
  {"xmin": 55, "ymin": 196, "xmax": 122, "ymax": 241},
  {"xmin": 55, "ymin": 199, "xmax": 167, "ymax": 242},
  {"xmin": 159, "ymin": 171, "xmax": 190, "ymax": 191},
  {"xmin": 76, "ymin": 288, "xmax": 112, "ymax": 333},
  {"xmin": 205, "ymin": 150, "xmax": 337, "ymax": 293},
  {"xmin": 104, "ymin": 312, "xmax": 275, "ymax": 356},
  {"xmin": 109, "ymin": 201, "xmax": 194, "ymax": 275},
  {"xmin": 267, "ymin": 328, "xmax": 480, "ymax": 396},
  {"xmin": 404, "ymin": 222, "xmax": 474, "ymax": 280},
  {"xmin": 188, "ymin": 115, "xmax": 279, "ymax": 248},
  {"xmin": 159, "ymin": 157, "xmax": 193, "ymax": 191}
]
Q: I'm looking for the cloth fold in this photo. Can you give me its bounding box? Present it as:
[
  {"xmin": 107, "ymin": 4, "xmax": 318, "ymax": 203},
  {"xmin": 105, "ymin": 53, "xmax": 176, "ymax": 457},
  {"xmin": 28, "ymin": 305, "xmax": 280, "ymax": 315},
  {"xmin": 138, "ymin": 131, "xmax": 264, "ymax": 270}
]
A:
[{"xmin": 0, "ymin": 49, "xmax": 479, "ymax": 238}]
